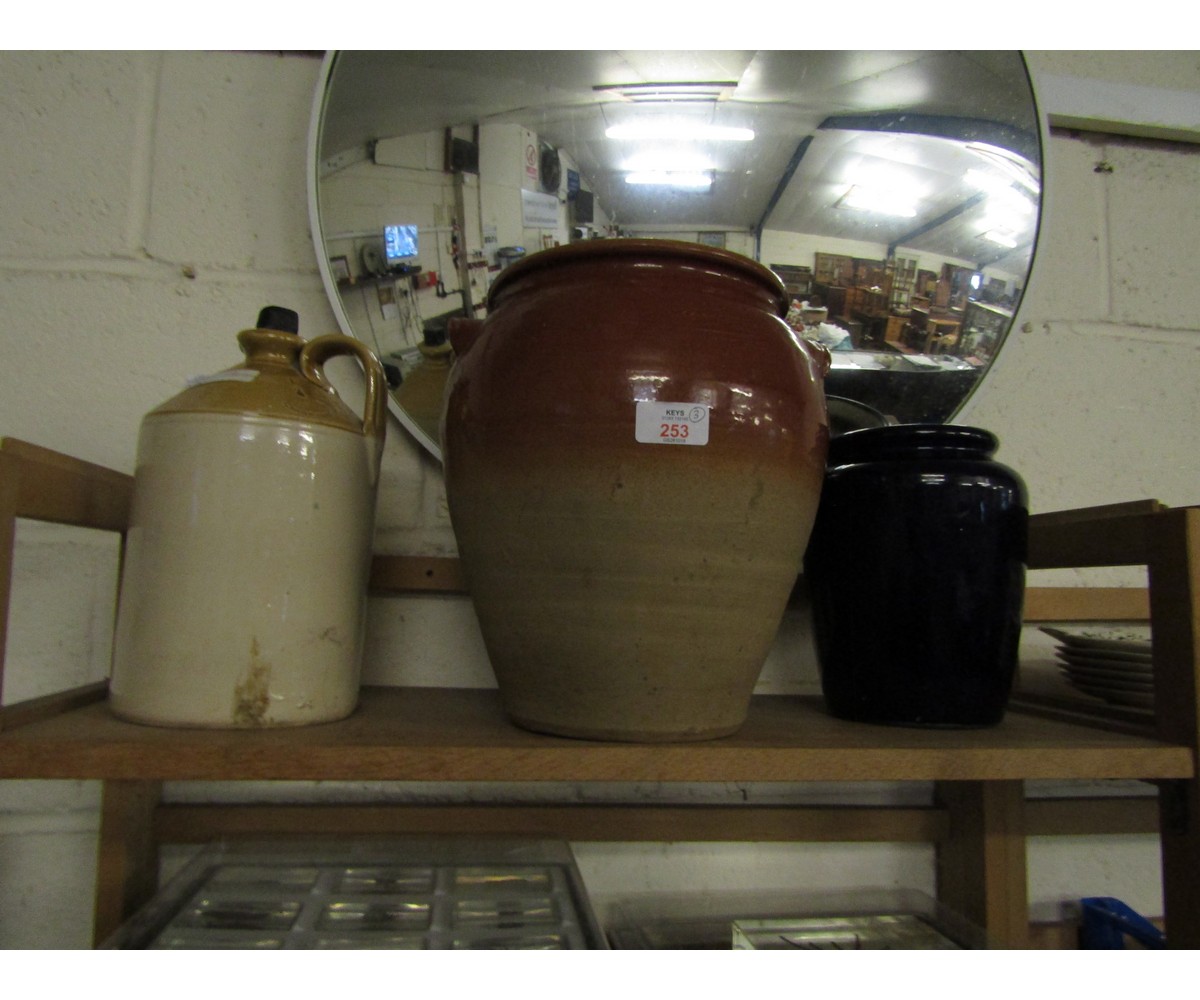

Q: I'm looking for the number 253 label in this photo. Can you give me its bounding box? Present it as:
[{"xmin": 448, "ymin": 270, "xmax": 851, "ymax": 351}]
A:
[{"xmin": 634, "ymin": 401, "xmax": 710, "ymax": 446}]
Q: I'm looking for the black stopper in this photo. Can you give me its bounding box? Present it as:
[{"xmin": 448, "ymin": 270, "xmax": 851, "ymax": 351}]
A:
[{"xmin": 256, "ymin": 305, "xmax": 300, "ymax": 334}]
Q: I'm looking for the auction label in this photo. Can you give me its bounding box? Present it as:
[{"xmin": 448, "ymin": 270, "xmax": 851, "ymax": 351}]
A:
[{"xmin": 635, "ymin": 401, "xmax": 710, "ymax": 446}]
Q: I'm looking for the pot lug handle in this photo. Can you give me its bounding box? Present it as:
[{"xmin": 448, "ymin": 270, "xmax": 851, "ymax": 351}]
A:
[
  {"xmin": 798, "ymin": 337, "xmax": 832, "ymax": 379},
  {"xmin": 299, "ymin": 334, "xmax": 388, "ymax": 468},
  {"xmin": 447, "ymin": 316, "xmax": 485, "ymax": 358}
]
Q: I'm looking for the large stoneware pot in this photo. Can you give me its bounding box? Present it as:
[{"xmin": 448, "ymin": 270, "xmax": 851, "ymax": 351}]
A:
[{"xmin": 442, "ymin": 239, "xmax": 830, "ymax": 742}]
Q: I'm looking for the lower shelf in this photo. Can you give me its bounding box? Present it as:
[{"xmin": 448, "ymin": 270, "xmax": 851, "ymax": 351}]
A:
[{"xmin": 0, "ymin": 686, "xmax": 1191, "ymax": 784}]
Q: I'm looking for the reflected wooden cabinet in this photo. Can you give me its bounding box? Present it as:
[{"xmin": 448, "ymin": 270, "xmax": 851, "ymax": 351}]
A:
[
  {"xmin": 889, "ymin": 256, "xmax": 917, "ymax": 311},
  {"xmin": 814, "ymin": 251, "xmax": 854, "ymax": 285},
  {"xmin": 2, "ymin": 438, "xmax": 1199, "ymax": 949},
  {"xmin": 769, "ymin": 263, "xmax": 813, "ymax": 300},
  {"xmin": 812, "ymin": 282, "xmax": 847, "ymax": 319},
  {"xmin": 962, "ymin": 300, "xmax": 1015, "ymax": 361},
  {"xmin": 884, "ymin": 314, "xmax": 912, "ymax": 352}
]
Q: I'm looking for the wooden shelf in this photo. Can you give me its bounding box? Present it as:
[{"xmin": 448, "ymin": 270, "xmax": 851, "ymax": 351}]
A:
[
  {"xmin": 5, "ymin": 437, "xmax": 1200, "ymax": 948},
  {"xmin": 0, "ymin": 687, "xmax": 1190, "ymax": 784}
]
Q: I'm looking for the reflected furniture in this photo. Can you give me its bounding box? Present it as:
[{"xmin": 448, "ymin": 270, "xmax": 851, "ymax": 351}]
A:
[
  {"xmin": 813, "ymin": 268, "xmax": 984, "ymax": 362},
  {"xmin": 923, "ymin": 317, "xmax": 963, "ymax": 354},
  {"xmin": 5, "ymin": 437, "xmax": 1196, "ymax": 949},
  {"xmin": 909, "ymin": 305, "xmax": 965, "ymax": 354},
  {"xmin": 883, "ymin": 314, "xmax": 911, "ymax": 353},
  {"xmin": 962, "ymin": 301, "xmax": 1016, "ymax": 360},
  {"xmin": 843, "ymin": 286, "xmax": 890, "ymax": 348},
  {"xmin": 770, "ymin": 264, "xmax": 813, "ymax": 300}
]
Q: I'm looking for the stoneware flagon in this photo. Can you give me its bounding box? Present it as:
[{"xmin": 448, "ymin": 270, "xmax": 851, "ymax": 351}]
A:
[
  {"xmin": 108, "ymin": 306, "xmax": 387, "ymax": 727},
  {"xmin": 442, "ymin": 239, "xmax": 831, "ymax": 742}
]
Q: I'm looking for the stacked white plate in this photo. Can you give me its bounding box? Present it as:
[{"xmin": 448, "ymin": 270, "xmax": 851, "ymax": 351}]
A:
[{"xmin": 1040, "ymin": 625, "xmax": 1154, "ymax": 710}]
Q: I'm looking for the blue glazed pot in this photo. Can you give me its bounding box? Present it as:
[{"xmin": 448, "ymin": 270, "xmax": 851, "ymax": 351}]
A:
[{"xmin": 803, "ymin": 424, "xmax": 1028, "ymax": 727}]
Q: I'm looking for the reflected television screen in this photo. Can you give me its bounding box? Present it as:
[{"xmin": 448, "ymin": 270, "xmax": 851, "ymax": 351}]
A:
[{"xmin": 384, "ymin": 224, "xmax": 419, "ymax": 267}]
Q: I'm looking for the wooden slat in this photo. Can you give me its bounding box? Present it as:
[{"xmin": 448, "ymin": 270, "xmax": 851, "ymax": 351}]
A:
[
  {"xmin": 0, "ymin": 437, "xmax": 132, "ymax": 531},
  {"xmin": 1025, "ymin": 796, "xmax": 1159, "ymax": 837},
  {"xmin": 1028, "ymin": 501, "xmax": 1166, "ymax": 570},
  {"xmin": 1023, "ymin": 587, "xmax": 1149, "ymax": 622},
  {"xmin": 0, "ymin": 687, "xmax": 1191, "ymax": 783},
  {"xmin": 0, "ymin": 681, "xmax": 109, "ymax": 733},
  {"xmin": 153, "ymin": 802, "xmax": 948, "ymax": 846},
  {"xmin": 150, "ymin": 795, "xmax": 1160, "ymax": 846},
  {"xmin": 0, "ymin": 440, "xmax": 130, "ymax": 719},
  {"xmin": 1030, "ymin": 500, "xmax": 1166, "ymax": 528}
]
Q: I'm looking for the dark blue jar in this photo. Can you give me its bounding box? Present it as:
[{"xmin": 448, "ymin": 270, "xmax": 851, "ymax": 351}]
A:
[{"xmin": 803, "ymin": 424, "xmax": 1028, "ymax": 727}]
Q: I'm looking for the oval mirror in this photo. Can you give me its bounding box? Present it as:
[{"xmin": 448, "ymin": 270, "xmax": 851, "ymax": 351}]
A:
[{"xmin": 308, "ymin": 51, "xmax": 1041, "ymax": 460}]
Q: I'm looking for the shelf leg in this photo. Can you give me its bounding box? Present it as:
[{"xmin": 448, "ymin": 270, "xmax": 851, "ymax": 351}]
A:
[
  {"xmin": 935, "ymin": 780, "xmax": 1029, "ymax": 948},
  {"xmin": 1158, "ymin": 779, "xmax": 1200, "ymax": 949},
  {"xmin": 1148, "ymin": 509, "xmax": 1200, "ymax": 949},
  {"xmin": 92, "ymin": 779, "xmax": 162, "ymax": 947}
]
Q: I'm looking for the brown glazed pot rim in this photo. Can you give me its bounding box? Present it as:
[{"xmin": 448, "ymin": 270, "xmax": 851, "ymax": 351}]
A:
[{"xmin": 486, "ymin": 238, "xmax": 790, "ymax": 318}]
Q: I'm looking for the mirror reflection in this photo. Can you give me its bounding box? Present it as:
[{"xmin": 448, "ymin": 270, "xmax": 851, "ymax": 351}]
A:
[{"xmin": 309, "ymin": 51, "xmax": 1041, "ymax": 459}]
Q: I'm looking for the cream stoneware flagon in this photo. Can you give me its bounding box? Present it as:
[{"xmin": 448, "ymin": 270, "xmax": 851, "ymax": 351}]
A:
[
  {"xmin": 108, "ymin": 307, "xmax": 386, "ymax": 728},
  {"xmin": 442, "ymin": 240, "xmax": 830, "ymax": 742}
]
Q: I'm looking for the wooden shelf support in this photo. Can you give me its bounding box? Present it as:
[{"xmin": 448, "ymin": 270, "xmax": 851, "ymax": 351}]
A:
[
  {"xmin": 93, "ymin": 779, "xmax": 162, "ymax": 948},
  {"xmin": 935, "ymin": 780, "xmax": 1029, "ymax": 948},
  {"xmin": 1147, "ymin": 508, "xmax": 1200, "ymax": 948}
]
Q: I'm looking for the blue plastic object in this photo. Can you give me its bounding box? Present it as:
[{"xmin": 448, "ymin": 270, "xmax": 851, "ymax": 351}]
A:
[{"xmin": 1079, "ymin": 897, "xmax": 1166, "ymax": 949}]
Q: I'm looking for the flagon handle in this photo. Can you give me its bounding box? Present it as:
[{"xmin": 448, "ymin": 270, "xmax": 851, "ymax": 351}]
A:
[{"xmin": 299, "ymin": 334, "xmax": 388, "ymax": 462}]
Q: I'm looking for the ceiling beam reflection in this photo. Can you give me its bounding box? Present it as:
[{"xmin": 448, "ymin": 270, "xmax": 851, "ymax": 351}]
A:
[
  {"xmin": 888, "ymin": 191, "xmax": 987, "ymax": 258},
  {"xmin": 755, "ymin": 134, "xmax": 814, "ymax": 251}
]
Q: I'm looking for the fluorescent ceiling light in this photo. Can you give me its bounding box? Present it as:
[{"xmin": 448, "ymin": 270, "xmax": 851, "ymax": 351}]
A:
[
  {"xmin": 979, "ymin": 207, "xmax": 1032, "ymax": 235},
  {"xmin": 621, "ymin": 152, "xmax": 714, "ymax": 173},
  {"xmin": 594, "ymin": 81, "xmax": 738, "ymax": 103},
  {"xmin": 965, "ymin": 168, "xmax": 1012, "ymax": 194},
  {"xmin": 605, "ymin": 123, "xmax": 754, "ymax": 142},
  {"xmin": 982, "ymin": 229, "xmax": 1019, "ymax": 248},
  {"xmin": 625, "ymin": 170, "xmax": 714, "ymax": 190},
  {"xmin": 838, "ymin": 184, "xmax": 918, "ymax": 218}
]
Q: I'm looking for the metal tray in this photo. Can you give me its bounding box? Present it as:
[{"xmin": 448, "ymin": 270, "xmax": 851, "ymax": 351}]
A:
[
  {"xmin": 607, "ymin": 888, "xmax": 986, "ymax": 949},
  {"xmin": 101, "ymin": 838, "xmax": 606, "ymax": 950},
  {"xmin": 733, "ymin": 913, "xmax": 962, "ymax": 949}
]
